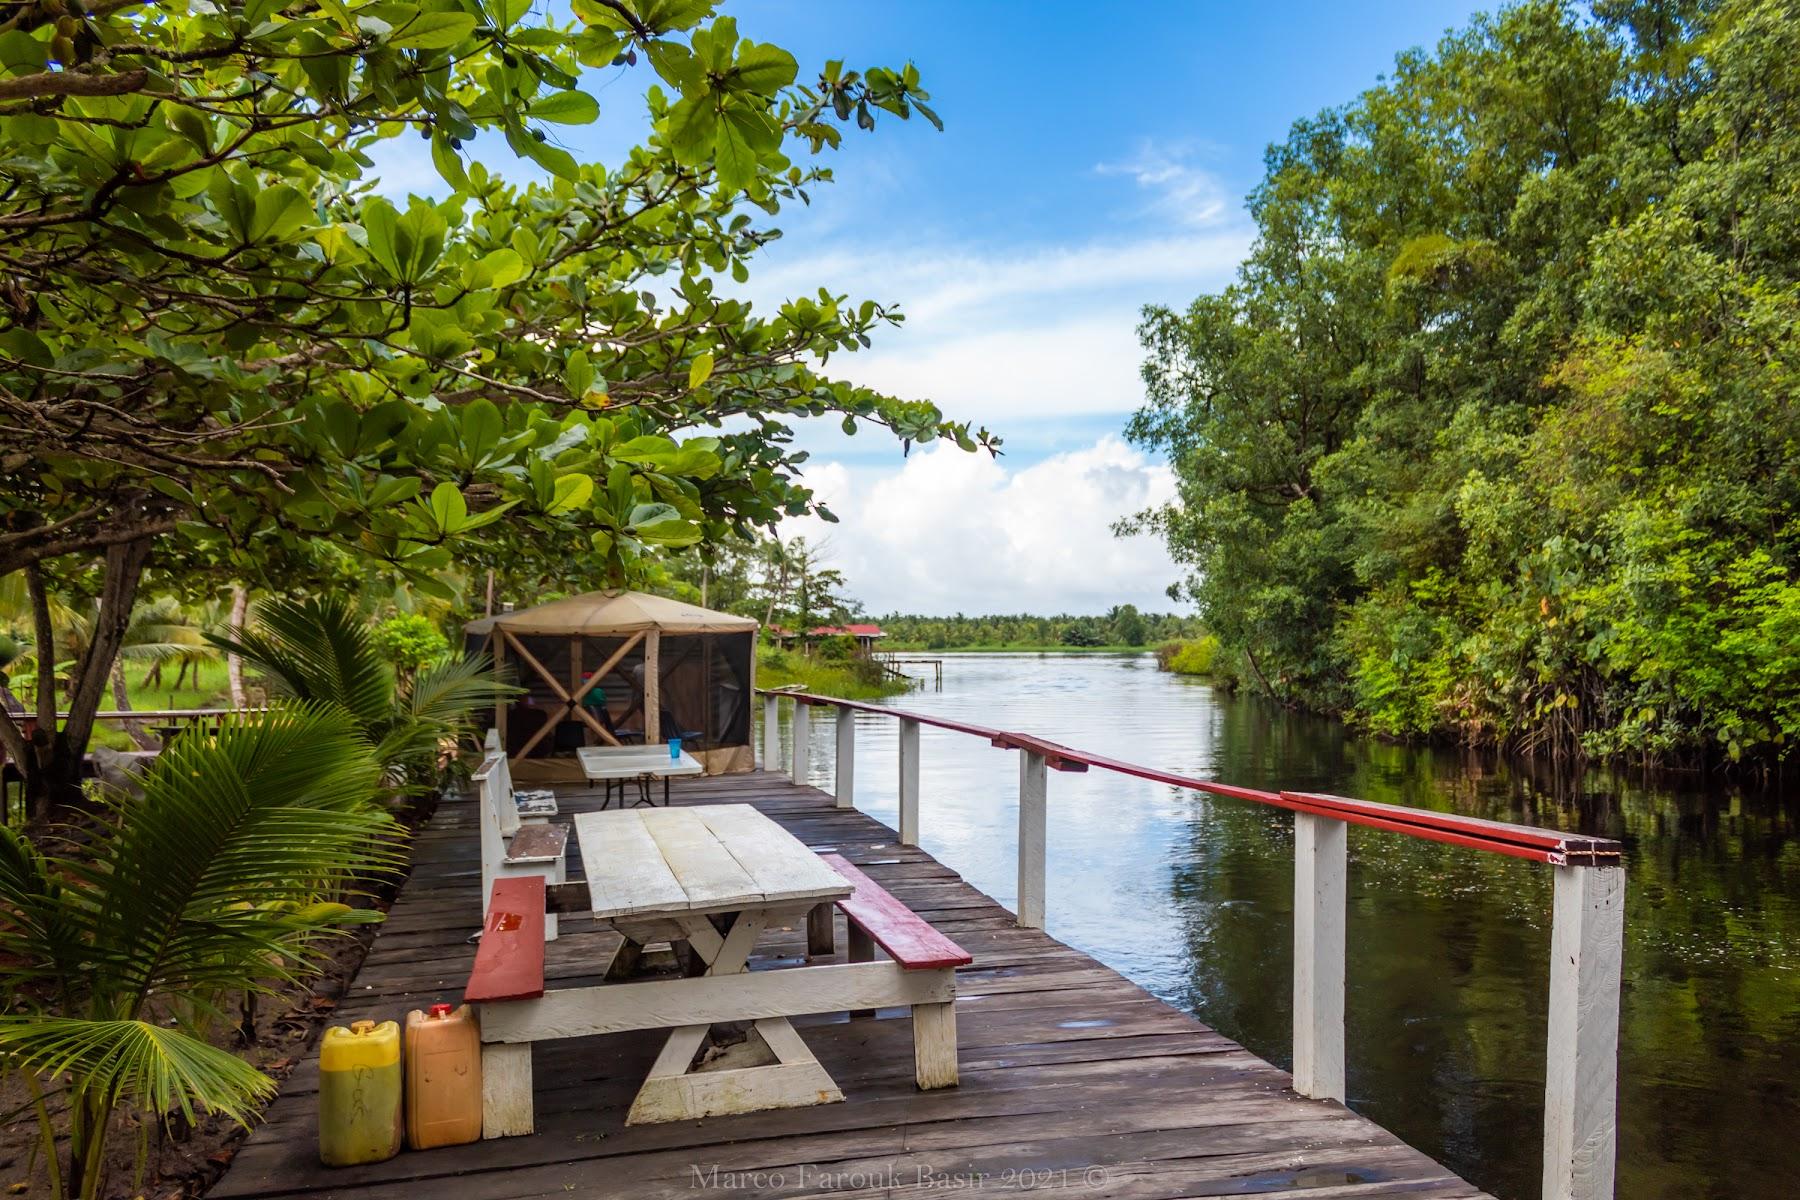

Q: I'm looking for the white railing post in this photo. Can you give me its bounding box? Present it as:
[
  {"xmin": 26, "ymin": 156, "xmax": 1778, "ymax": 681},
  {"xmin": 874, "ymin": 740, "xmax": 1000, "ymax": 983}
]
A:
[
  {"xmin": 1017, "ymin": 750, "xmax": 1046, "ymax": 929},
  {"xmin": 789, "ymin": 699, "xmax": 809, "ymax": 784},
  {"xmin": 761, "ymin": 693, "xmax": 779, "ymax": 772},
  {"xmin": 1292, "ymin": 811, "xmax": 1346, "ymax": 1102},
  {"xmin": 834, "ymin": 707, "xmax": 855, "ymax": 809},
  {"xmin": 898, "ymin": 717, "xmax": 920, "ymax": 846},
  {"xmin": 1543, "ymin": 863, "xmax": 1624, "ymax": 1200}
]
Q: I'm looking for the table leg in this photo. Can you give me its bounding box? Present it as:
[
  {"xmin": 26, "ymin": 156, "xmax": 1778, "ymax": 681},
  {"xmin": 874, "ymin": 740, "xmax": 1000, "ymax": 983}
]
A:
[{"xmin": 625, "ymin": 908, "xmax": 845, "ymax": 1124}]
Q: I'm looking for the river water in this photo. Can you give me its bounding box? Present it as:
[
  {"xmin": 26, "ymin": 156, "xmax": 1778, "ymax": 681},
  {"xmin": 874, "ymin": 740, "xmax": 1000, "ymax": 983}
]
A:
[{"xmin": 769, "ymin": 651, "xmax": 1800, "ymax": 1200}]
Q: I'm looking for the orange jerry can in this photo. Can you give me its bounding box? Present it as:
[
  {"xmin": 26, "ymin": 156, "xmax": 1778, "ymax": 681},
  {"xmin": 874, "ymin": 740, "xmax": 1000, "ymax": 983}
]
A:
[{"xmin": 404, "ymin": 1003, "xmax": 483, "ymax": 1149}]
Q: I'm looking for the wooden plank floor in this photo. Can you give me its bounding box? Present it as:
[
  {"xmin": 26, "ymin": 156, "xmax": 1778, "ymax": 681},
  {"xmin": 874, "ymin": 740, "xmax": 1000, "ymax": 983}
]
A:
[{"xmin": 211, "ymin": 772, "xmax": 1493, "ymax": 1200}]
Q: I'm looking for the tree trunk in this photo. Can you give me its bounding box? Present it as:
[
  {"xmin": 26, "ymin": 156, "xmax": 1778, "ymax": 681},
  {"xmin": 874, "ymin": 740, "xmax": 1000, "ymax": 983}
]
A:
[
  {"xmin": 19, "ymin": 538, "xmax": 154, "ymax": 822},
  {"xmin": 109, "ymin": 659, "xmax": 158, "ymax": 751},
  {"xmin": 227, "ymin": 583, "xmax": 248, "ymax": 707}
]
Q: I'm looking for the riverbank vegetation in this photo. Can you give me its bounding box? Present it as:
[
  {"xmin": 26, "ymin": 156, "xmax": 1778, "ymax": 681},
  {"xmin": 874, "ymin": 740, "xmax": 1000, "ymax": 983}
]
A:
[
  {"xmin": 1128, "ymin": 0, "xmax": 1800, "ymax": 767},
  {"xmin": 756, "ymin": 644, "xmax": 908, "ymax": 700}
]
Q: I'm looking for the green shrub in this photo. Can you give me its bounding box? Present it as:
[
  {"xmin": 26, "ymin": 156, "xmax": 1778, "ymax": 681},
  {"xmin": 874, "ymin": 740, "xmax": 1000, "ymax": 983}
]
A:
[
  {"xmin": 815, "ymin": 634, "xmax": 856, "ymax": 661},
  {"xmin": 1161, "ymin": 635, "xmax": 1221, "ymax": 676},
  {"xmin": 371, "ymin": 612, "xmax": 451, "ymax": 673}
]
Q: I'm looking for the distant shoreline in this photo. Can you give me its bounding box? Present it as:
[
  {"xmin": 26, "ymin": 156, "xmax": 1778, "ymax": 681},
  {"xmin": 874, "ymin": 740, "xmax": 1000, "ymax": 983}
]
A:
[{"xmin": 880, "ymin": 645, "xmax": 1154, "ymax": 655}]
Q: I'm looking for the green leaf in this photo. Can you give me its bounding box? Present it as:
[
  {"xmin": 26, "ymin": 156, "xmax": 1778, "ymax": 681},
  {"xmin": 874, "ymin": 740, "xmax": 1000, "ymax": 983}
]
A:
[
  {"xmin": 687, "ymin": 352, "xmax": 715, "ymax": 391},
  {"xmin": 426, "ymin": 481, "xmax": 469, "ymax": 533},
  {"xmin": 546, "ymin": 473, "xmax": 594, "ymax": 515},
  {"xmin": 520, "ymin": 132, "xmax": 580, "ymax": 181},
  {"xmin": 731, "ymin": 43, "xmax": 797, "ymax": 94},
  {"xmin": 528, "ymin": 90, "xmax": 600, "ymax": 125},
  {"xmin": 665, "ymin": 97, "xmax": 718, "ymax": 165},
  {"xmin": 565, "ymin": 348, "xmax": 594, "ymax": 399},
  {"xmin": 360, "ymin": 197, "xmax": 402, "ymax": 278},
  {"xmin": 430, "ymin": 133, "xmax": 470, "ymax": 190},
  {"xmin": 467, "ymin": 248, "xmax": 526, "ymax": 290},
  {"xmin": 389, "ymin": 11, "xmax": 477, "ymax": 49},
  {"xmin": 249, "ymin": 185, "xmax": 309, "ymax": 242}
]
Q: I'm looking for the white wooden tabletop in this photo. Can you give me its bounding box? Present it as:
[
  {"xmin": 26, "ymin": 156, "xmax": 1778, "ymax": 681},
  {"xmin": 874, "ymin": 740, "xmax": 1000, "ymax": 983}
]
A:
[
  {"xmin": 574, "ymin": 804, "xmax": 851, "ymax": 919},
  {"xmin": 576, "ymin": 745, "xmax": 706, "ymax": 781}
]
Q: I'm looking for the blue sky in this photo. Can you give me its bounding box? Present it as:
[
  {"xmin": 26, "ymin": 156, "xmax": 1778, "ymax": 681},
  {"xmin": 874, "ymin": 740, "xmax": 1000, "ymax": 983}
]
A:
[{"xmin": 380, "ymin": 1, "xmax": 1490, "ymax": 614}]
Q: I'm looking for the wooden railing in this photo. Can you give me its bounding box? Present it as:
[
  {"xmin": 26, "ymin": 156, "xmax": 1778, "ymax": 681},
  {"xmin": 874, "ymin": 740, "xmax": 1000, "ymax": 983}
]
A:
[{"xmin": 759, "ymin": 689, "xmax": 1625, "ymax": 1200}]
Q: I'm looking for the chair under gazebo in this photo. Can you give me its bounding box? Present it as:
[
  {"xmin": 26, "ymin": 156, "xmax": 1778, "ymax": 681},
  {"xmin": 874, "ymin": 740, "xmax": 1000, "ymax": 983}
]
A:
[{"xmin": 464, "ymin": 590, "xmax": 757, "ymax": 782}]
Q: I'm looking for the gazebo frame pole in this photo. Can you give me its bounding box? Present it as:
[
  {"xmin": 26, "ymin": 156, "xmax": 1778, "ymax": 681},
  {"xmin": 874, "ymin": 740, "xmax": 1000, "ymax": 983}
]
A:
[
  {"xmin": 645, "ymin": 630, "xmax": 662, "ymax": 744},
  {"xmin": 570, "ymin": 636, "xmax": 583, "ymax": 744},
  {"xmin": 493, "ymin": 632, "xmax": 508, "ymax": 748}
]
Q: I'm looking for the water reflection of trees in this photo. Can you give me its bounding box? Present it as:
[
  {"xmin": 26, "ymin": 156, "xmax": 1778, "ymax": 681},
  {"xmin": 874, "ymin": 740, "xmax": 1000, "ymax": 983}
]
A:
[{"xmin": 1161, "ymin": 693, "xmax": 1800, "ymax": 1200}]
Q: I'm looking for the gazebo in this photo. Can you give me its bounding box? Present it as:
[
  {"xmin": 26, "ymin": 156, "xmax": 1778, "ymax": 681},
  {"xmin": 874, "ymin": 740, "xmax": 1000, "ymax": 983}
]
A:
[{"xmin": 464, "ymin": 591, "xmax": 757, "ymax": 780}]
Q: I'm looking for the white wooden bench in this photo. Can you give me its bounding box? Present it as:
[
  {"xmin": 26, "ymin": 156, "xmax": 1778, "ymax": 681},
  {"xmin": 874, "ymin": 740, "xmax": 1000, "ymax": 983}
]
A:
[{"xmin": 471, "ymin": 749, "xmax": 568, "ymax": 941}]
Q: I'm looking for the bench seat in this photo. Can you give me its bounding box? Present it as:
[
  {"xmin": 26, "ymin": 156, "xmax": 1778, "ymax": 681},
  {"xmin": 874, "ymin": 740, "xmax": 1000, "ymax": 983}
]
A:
[
  {"xmin": 819, "ymin": 853, "xmax": 973, "ymax": 969},
  {"xmin": 503, "ymin": 822, "xmax": 568, "ymax": 865},
  {"xmin": 466, "ymin": 876, "xmax": 547, "ymax": 1003}
]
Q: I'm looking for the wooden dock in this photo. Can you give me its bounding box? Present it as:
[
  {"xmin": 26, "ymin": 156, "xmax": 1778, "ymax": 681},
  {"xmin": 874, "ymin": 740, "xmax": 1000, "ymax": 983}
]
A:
[{"xmin": 210, "ymin": 771, "xmax": 1491, "ymax": 1200}]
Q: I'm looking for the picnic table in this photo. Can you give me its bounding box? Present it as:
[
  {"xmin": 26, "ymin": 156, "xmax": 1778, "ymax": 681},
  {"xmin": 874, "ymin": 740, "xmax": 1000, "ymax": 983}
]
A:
[
  {"xmin": 468, "ymin": 802, "xmax": 968, "ymax": 1134},
  {"xmin": 573, "ymin": 804, "xmax": 852, "ymax": 1122},
  {"xmin": 576, "ymin": 743, "xmax": 704, "ymax": 807}
]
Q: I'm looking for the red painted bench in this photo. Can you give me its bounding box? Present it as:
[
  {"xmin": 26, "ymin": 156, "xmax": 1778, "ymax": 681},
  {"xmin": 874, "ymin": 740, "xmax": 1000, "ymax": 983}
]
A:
[
  {"xmin": 818, "ymin": 853, "xmax": 973, "ymax": 969},
  {"xmin": 465, "ymin": 875, "xmax": 546, "ymax": 1004}
]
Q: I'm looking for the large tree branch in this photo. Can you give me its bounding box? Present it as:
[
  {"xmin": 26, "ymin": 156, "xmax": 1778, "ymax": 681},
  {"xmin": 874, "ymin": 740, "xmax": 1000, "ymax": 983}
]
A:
[
  {"xmin": 0, "ymin": 513, "xmax": 178, "ymax": 579},
  {"xmin": 0, "ymin": 68, "xmax": 148, "ymax": 102}
]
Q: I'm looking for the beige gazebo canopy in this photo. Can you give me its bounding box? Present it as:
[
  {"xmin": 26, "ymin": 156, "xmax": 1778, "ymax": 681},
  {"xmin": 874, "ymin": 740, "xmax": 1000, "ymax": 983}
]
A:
[{"xmin": 466, "ymin": 590, "xmax": 758, "ymax": 779}]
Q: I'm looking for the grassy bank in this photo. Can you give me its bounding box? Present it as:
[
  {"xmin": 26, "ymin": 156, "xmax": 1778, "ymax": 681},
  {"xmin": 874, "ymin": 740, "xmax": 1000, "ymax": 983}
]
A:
[{"xmin": 757, "ymin": 645, "xmax": 911, "ymax": 700}]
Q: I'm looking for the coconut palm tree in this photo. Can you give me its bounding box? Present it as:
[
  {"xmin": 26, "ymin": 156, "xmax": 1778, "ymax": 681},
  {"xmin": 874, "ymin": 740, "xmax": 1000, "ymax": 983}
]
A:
[
  {"xmin": 0, "ymin": 705, "xmax": 404, "ymax": 1199},
  {"xmin": 208, "ymin": 596, "xmax": 508, "ymax": 796}
]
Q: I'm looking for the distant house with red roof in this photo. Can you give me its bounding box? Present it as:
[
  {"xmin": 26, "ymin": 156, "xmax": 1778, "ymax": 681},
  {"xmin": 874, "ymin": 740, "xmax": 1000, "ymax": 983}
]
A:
[{"xmin": 768, "ymin": 622, "xmax": 887, "ymax": 653}]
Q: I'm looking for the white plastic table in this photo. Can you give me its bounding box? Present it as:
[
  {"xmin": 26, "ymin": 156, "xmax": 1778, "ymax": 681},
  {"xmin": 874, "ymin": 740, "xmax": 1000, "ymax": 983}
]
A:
[
  {"xmin": 571, "ymin": 804, "xmax": 853, "ymax": 1122},
  {"xmin": 576, "ymin": 744, "xmax": 704, "ymax": 807}
]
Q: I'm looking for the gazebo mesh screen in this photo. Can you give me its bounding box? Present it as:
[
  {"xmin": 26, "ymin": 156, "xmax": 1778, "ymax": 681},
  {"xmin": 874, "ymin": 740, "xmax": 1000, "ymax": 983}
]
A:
[{"xmin": 467, "ymin": 630, "xmax": 752, "ymax": 759}]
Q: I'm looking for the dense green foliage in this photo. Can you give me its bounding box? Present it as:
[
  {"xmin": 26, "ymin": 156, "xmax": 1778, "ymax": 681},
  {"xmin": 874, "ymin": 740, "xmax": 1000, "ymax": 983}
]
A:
[
  {"xmin": 1128, "ymin": 0, "xmax": 1800, "ymax": 765},
  {"xmin": 0, "ymin": 0, "xmax": 977, "ymax": 812},
  {"xmin": 877, "ymin": 608, "xmax": 1204, "ymax": 651}
]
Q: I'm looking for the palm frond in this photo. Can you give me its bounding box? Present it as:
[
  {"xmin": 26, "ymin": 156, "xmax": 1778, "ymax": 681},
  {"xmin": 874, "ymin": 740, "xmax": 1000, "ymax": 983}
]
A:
[
  {"xmin": 0, "ymin": 1017, "xmax": 276, "ymax": 1126},
  {"xmin": 206, "ymin": 597, "xmax": 392, "ymax": 728},
  {"xmin": 86, "ymin": 705, "xmax": 405, "ymax": 1003},
  {"xmin": 404, "ymin": 653, "xmax": 514, "ymax": 727}
]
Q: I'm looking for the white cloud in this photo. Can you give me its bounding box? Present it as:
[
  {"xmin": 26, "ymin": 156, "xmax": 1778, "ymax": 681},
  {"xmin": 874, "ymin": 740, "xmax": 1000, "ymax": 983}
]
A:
[
  {"xmin": 837, "ymin": 315, "xmax": 1142, "ymax": 426},
  {"xmin": 748, "ymin": 231, "xmax": 1248, "ymax": 327},
  {"xmin": 1095, "ymin": 142, "xmax": 1233, "ymax": 229},
  {"xmin": 744, "ymin": 226, "xmax": 1249, "ymax": 427},
  {"xmin": 782, "ymin": 437, "xmax": 1180, "ymax": 615}
]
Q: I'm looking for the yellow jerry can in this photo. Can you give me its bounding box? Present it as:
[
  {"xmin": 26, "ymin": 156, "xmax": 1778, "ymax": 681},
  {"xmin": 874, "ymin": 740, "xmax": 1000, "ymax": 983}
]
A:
[
  {"xmin": 319, "ymin": 1018, "xmax": 403, "ymax": 1166},
  {"xmin": 404, "ymin": 1004, "xmax": 483, "ymax": 1149}
]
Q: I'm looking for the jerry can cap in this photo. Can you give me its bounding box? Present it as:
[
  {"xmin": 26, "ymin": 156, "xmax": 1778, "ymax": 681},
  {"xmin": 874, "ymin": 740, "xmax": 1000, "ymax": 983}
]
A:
[
  {"xmin": 351, "ymin": 1019, "xmax": 376, "ymax": 1035},
  {"xmin": 430, "ymin": 1003, "xmax": 453, "ymax": 1018}
]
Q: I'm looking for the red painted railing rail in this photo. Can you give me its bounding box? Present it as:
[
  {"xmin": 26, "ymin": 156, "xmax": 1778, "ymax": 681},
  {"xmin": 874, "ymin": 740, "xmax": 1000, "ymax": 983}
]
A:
[
  {"xmin": 758, "ymin": 686, "xmax": 1626, "ymax": 1200},
  {"xmin": 766, "ymin": 690, "xmax": 1621, "ymax": 866}
]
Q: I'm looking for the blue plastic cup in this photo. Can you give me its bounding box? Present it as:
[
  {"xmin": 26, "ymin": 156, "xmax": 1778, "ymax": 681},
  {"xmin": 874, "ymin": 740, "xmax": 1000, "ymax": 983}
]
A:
[{"xmin": 669, "ymin": 736, "xmax": 682, "ymax": 760}]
